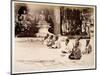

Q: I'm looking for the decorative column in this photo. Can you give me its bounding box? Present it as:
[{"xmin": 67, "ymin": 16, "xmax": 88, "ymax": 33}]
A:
[{"xmin": 54, "ymin": 7, "xmax": 61, "ymax": 35}]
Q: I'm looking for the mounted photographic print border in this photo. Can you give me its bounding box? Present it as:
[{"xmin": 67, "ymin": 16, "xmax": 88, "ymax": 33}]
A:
[{"xmin": 11, "ymin": 0, "xmax": 97, "ymax": 75}]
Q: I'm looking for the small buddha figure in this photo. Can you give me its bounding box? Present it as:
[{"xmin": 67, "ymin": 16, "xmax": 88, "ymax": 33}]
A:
[
  {"xmin": 38, "ymin": 10, "xmax": 47, "ymax": 25},
  {"xmin": 39, "ymin": 10, "xmax": 45, "ymax": 21}
]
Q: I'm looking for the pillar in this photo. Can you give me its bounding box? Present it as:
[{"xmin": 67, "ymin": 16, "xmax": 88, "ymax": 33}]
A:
[{"xmin": 54, "ymin": 7, "xmax": 61, "ymax": 35}]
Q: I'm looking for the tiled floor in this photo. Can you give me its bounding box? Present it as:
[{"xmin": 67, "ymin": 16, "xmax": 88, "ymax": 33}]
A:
[{"xmin": 12, "ymin": 37, "xmax": 95, "ymax": 73}]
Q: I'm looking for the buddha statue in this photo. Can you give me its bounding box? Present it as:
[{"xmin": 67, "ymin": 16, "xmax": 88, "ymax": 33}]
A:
[{"xmin": 36, "ymin": 10, "xmax": 52, "ymax": 37}]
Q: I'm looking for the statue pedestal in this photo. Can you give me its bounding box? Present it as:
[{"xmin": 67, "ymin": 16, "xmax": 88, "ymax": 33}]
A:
[{"xmin": 36, "ymin": 24, "xmax": 52, "ymax": 37}]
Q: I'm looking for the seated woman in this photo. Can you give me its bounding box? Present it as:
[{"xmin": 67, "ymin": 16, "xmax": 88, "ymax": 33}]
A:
[
  {"xmin": 69, "ymin": 39, "xmax": 82, "ymax": 60},
  {"xmin": 43, "ymin": 34, "xmax": 49, "ymax": 44},
  {"xmin": 61, "ymin": 38, "xmax": 71, "ymax": 54},
  {"xmin": 46, "ymin": 35, "xmax": 54, "ymax": 48},
  {"xmin": 51, "ymin": 36, "xmax": 61, "ymax": 49}
]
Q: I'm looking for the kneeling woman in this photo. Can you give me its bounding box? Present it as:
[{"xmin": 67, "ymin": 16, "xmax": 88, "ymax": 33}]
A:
[{"xmin": 69, "ymin": 39, "xmax": 82, "ymax": 60}]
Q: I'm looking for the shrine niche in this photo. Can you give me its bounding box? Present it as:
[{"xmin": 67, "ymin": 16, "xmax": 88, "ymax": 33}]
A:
[
  {"xmin": 60, "ymin": 7, "xmax": 94, "ymax": 38},
  {"xmin": 15, "ymin": 3, "xmax": 55, "ymax": 37}
]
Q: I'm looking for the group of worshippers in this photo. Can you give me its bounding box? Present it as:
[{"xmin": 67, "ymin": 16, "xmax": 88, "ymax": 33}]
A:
[
  {"xmin": 43, "ymin": 34, "xmax": 60, "ymax": 49},
  {"xmin": 43, "ymin": 34, "xmax": 92, "ymax": 60}
]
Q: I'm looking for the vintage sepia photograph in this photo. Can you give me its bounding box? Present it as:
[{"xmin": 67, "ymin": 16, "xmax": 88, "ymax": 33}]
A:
[{"xmin": 11, "ymin": 1, "xmax": 96, "ymax": 74}]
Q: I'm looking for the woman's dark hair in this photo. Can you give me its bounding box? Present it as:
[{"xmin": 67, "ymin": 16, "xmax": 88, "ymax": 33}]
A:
[
  {"xmin": 55, "ymin": 36, "xmax": 59, "ymax": 41},
  {"xmin": 65, "ymin": 39, "xmax": 69, "ymax": 45},
  {"xmin": 66, "ymin": 39, "xmax": 69, "ymax": 43},
  {"xmin": 49, "ymin": 35, "xmax": 53, "ymax": 39},
  {"xmin": 18, "ymin": 6, "xmax": 28, "ymax": 15}
]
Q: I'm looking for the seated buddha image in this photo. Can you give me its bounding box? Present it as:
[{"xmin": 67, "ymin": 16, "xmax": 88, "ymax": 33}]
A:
[{"xmin": 37, "ymin": 10, "xmax": 48, "ymax": 26}]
